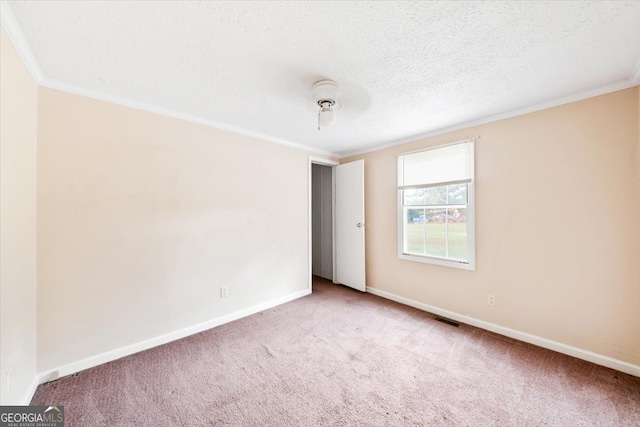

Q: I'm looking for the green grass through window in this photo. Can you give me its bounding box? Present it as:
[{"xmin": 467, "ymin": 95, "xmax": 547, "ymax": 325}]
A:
[{"xmin": 405, "ymin": 222, "xmax": 467, "ymax": 260}]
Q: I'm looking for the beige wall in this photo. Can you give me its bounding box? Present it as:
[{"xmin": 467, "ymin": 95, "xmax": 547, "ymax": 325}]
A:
[
  {"xmin": 345, "ymin": 88, "xmax": 640, "ymax": 366},
  {"xmin": 36, "ymin": 88, "xmax": 312, "ymax": 371},
  {"xmin": 0, "ymin": 27, "xmax": 38, "ymax": 404}
]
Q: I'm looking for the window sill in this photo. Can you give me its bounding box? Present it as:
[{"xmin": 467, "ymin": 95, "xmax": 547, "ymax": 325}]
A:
[{"xmin": 398, "ymin": 253, "xmax": 475, "ymax": 271}]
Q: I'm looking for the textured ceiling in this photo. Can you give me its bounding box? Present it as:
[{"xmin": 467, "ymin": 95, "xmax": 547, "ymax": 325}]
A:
[{"xmin": 4, "ymin": 1, "xmax": 640, "ymax": 156}]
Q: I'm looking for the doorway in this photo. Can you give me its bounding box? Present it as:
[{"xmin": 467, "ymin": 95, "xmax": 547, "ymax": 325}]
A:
[
  {"xmin": 311, "ymin": 162, "xmax": 334, "ymax": 282},
  {"xmin": 308, "ymin": 156, "xmax": 366, "ymax": 293},
  {"xmin": 309, "ymin": 157, "xmax": 338, "ymax": 291}
]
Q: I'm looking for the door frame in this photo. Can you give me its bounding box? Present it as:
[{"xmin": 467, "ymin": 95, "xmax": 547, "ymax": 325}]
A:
[{"xmin": 308, "ymin": 156, "xmax": 339, "ymax": 291}]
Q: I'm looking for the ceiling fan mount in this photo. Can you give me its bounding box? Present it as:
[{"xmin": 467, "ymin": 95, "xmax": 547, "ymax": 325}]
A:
[{"xmin": 312, "ymin": 79, "xmax": 341, "ymax": 130}]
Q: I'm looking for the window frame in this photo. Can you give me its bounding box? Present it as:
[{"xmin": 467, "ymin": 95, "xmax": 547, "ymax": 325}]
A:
[{"xmin": 397, "ymin": 140, "xmax": 475, "ymax": 271}]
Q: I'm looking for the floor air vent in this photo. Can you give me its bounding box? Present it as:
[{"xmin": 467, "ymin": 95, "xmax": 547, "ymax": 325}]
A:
[{"xmin": 434, "ymin": 316, "xmax": 460, "ymax": 327}]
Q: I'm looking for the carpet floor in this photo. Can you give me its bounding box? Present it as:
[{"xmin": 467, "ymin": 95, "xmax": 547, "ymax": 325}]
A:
[{"xmin": 32, "ymin": 277, "xmax": 640, "ymax": 426}]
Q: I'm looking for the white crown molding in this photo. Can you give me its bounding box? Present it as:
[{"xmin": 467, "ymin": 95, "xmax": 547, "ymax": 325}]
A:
[
  {"xmin": 36, "ymin": 287, "xmax": 311, "ymax": 385},
  {"xmin": 366, "ymin": 286, "xmax": 640, "ymax": 378},
  {"xmin": 1, "ymin": 0, "xmax": 335, "ymax": 158},
  {"xmin": 0, "ymin": 1, "xmax": 44, "ymax": 82},
  {"xmin": 631, "ymin": 58, "xmax": 640, "ymax": 85},
  {"xmin": 3, "ymin": 0, "xmax": 638, "ymax": 161},
  {"xmin": 338, "ymin": 79, "xmax": 638, "ymax": 159},
  {"xmin": 40, "ymin": 77, "xmax": 336, "ymax": 158},
  {"xmin": 36, "ymin": 74, "xmax": 640, "ymax": 161}
]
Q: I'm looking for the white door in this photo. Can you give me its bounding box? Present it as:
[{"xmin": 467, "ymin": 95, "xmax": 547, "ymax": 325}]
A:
[{"xmin": 335, "ymin": 159, "xmax": 366, "ymax": 291}]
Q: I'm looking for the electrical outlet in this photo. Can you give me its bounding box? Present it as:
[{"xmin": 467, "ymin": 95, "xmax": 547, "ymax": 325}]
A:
[
  {"xmin": 488, "ymin": 295, "xmax": 496, "ymax": 306},
  {"xmin": 220, "ymin": 287, "xmax": 229, "ymax": 298}
]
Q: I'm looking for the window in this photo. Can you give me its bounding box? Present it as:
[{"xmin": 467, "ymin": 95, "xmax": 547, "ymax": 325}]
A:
[{"xmin": 397, "ymin": 140, "xmax": 475, "ymax": 270}]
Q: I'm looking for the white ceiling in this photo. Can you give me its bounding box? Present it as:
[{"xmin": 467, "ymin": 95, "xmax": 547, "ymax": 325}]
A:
[{"xmin": 3, "ymin": 1, "xmax": 640, "ymax": 157}]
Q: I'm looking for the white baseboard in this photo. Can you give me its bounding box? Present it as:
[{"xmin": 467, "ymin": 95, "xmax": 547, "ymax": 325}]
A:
[
  {"xmin": 21, "ymin": 375, "xmax": 39, "ymax": 405},
  {"xmin": 36, "ymin": 288, "xmax": 311, "ymax": 385},
  {"xmin": 366, "ymin": 286, "xmax": 640, "ymax": 378}
]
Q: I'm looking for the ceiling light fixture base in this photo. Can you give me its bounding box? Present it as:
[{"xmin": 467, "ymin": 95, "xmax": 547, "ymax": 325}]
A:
[{"xmin": 313, "ymin": 79, "xmax": 341, "ymax": 130}]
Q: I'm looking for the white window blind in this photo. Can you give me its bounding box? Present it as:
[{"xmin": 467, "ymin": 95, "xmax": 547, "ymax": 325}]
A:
[{"xmin": 397, "ymin": 140, "xmax": 474, "ymax": 189}]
